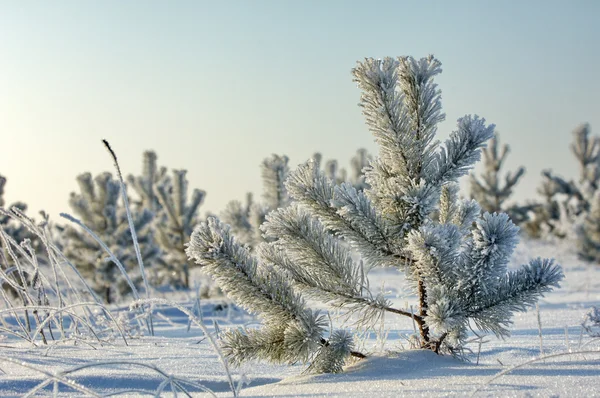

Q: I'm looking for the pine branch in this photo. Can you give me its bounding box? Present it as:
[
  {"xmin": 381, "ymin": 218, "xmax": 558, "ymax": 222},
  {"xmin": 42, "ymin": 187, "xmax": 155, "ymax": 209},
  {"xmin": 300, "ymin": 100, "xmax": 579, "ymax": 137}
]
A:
[
  {"xmin": 186, "ymin": 217, "xmax": 305, "ymax": 322},
  {"xmin": 467, "ymin": 258, "xmax": 563, "ymax": 337},
  {"xmin": 285, "ymin": 161, "xmax": 403, "ymax": 268},
  {"xmin": 428, "ymin": 115, "xmax": 495, "ymax": 186},
  {"xmin": 186, "ymin": 217, "xmax": 366, "ymax": 368}
]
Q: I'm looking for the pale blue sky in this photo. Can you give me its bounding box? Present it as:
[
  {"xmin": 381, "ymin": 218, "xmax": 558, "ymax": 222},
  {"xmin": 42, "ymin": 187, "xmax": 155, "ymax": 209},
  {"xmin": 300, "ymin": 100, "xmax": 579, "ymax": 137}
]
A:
[{"xmin": 0, "ymin": 1, "xmax": 599, "ymax": 219}]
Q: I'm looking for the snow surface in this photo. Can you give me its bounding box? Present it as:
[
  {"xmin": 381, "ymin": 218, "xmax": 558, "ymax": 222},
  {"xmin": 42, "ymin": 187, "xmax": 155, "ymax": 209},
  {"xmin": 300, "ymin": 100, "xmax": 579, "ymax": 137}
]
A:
[{"xmin": 1, "ymin": 237, "xmax": 599, "ymax": 397}]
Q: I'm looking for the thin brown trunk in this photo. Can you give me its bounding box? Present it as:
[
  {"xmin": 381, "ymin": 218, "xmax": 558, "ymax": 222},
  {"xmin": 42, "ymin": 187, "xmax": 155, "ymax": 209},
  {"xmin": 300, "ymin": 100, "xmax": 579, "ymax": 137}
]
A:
[
  {"xmin": 417, "ymin": 279, "xmax": 430, "ymax": 345},
  {"xmin": 183, "ymin": 266, "xmax": 189, "ymax": 289},
  {"xmin": 432, "ymin": 332, "xmax": 448, "ymax": 354}
]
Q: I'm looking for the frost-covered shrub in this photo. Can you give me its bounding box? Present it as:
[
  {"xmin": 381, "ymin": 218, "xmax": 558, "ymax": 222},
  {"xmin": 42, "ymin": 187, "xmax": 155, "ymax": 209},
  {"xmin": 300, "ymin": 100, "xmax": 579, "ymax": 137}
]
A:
[
  {"xmin": 0, "ymin": 175, "xmax": 46, "ymax": 298},
  {"xmin": 187, "ymin": 55, "xmax": 563, "ymax": 373},
  {"xmin": 220, "ymin": 154, "xmax": 291, "ymax": 249},
  {"xmin": 348, "ymin": 148, "xmax": 372, "ymax": 191},
  {"xmin": 59, "ymin": 172, "xmax": 159, "ymax": 303},
  {"xmin": 582, "ymin": 306, "xmax": 600, "ymax": 337},
  {"xmin": 313, "ymin": 149, "xmax": 372, "ymax": 190},
  {"xmin": 526, "ymin": 124, "xmax": 600, "ymax": 261},
  {"xmin": 222, "ymin": 150, "xmax": 371, "ymax": 250},
  {"xmin": 0, "ymin": 175, "xmax": 34, "ymax": 248},
  {"xmin": 469, "ymin": 134, "xmax": 536, "ymax": 224},
  {"xmin": 128, "ymin": 151, "xmax": 206, "ymax": 288}
]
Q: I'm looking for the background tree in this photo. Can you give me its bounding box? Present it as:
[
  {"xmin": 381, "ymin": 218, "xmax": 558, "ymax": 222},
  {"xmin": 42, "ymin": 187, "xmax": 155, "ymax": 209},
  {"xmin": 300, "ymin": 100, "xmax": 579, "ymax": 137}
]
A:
[
  {"xmin": 221, "ymin": 154, "xmax": 291, "ymax": 249},
  {"xmin": 575, "ymin": 190, "xmax": 600, "ymax": 262},
  {"xmin": 349, "ymin": 148, "xmax": 372, "ymax": 191},
  {"xmin": 0, "ymin": 175, "xmax": 32, "ymax": 245},
  {"xmin": 315, "ymin": 149, "xmax": 372, "ymax": 189},
  {"xmin": 187, "ymin": 55, "xmax": 563, "ymax": 373},
  {"xmin": 0, "ymin": 174, "xmax": 41, "ymax": 299},
  {"xmin": 127, "ymin": 151, "xmax": 167, "ymax": 213},
  {"xmin": 60, "ymin": 172, "xmax": 159, "ymax": 303},
  {"xmin": 525, "ymin": 124, "xmax": 600, "ymax": 244},
  {"xmin": 469, "ymin": 134, "xmax": 535, "ymax": 223},
  {"xmin": 222, "ymin": 150, "xmax": 371, "ymax": 250},
  {"xmin": 128, "ymin": 151, "xmax": 206, "ymax": 288}
]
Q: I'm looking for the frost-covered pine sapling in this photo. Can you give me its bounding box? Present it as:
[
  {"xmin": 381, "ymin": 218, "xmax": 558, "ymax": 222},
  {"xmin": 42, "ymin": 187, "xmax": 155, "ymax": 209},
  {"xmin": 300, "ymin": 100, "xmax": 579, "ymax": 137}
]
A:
[
  {"xmin": 60, "ymin": 172, "xmax": 159, "ymax": 303},
  {"xmin": 528, "ymin": 124, "xmax": 600, "ymax": 244},
  {"xmin": 582, "ymin": 306, "xmax": 600, "ymax": 337},
  {"xmin": 349, "ymin": 148, "xmax": 372, "ymax": 191},
  {"xmin": 566, "ymin": 125, "xmax": 600, "ymax": 260},
  {"xmin": 220, "ymin": 192, "xmax": 254, "ymax": 248},
  {"xmin": 572, "ymin": 124, "xmax": 600, "ymax": 191},
  {"xmin": 153, "ymin": 169, "xmax": 206, "ymax": 288},
  {"xmin": 575, "ymin": 191, "xmax": 600, "ymax": 262},
  {"xmin": 128, "ymin": 151, "xmax": 206, "ymax": 288},
  {"xmin": 0, "ymin": 175, "xmax": 33, "ymax": 247},
  {"xmin": 222, "ymin": 151, "xmax": 371, "ymax": 251},
  {"xmin": 469, "ymin": 134, "xmax": 534, "ymax": 224},
  {"xmin": 187, "ymin": 55, "xmax": 563, "ymax": 373},
  {"xmin": 313, "ymin": 149, "xmax": 372, "ymax": 189},
  {"xmin": 323, "ymin": 158, "xmax": 347, "ymax": 186},
  {"xmin": 127, "ymin": 151, "xmax": 168, "ymax": 213},
  {"xmin": 0, "ymin": 175, "xmax": 44, "ymax": 299},
  {"xmin": 524, "ymin": 170, "xmax": 579, "ymax": 238},
  {"xmin": 221, "ymin": 154, "xmax": 291, "ymax": 249}
]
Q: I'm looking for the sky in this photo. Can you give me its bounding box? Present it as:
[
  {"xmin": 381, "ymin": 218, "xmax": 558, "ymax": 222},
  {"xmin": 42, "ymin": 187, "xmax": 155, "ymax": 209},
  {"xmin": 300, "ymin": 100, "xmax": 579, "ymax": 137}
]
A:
[{"xmin": 0, "ymin": 0, "xmax": 599, "ymax": 221}]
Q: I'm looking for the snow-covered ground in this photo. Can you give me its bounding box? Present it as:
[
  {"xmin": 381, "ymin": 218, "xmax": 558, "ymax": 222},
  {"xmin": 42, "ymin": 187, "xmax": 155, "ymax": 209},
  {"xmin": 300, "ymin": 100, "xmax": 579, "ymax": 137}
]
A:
[{"xmin": 1, "ymin": 237, "xmax": 599, "ymax": 397}]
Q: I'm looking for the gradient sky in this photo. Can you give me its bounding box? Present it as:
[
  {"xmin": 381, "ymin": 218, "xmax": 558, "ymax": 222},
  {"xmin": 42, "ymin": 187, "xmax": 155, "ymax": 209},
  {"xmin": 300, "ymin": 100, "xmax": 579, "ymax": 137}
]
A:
[{"xmin": 0, "ymin": 0, "xmax": 599, "ymax": 220}]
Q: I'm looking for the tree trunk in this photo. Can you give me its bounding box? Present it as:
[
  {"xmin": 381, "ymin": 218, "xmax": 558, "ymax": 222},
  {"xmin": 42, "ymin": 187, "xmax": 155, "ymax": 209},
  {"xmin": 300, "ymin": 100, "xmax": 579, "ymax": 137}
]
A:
[
  {"xmin": 417, "ymin": 279, "xmax": 430, "ymax": 345},
  {"xmin": 105, "ymin": 287, "xmax": 112, "ymax": 304}
]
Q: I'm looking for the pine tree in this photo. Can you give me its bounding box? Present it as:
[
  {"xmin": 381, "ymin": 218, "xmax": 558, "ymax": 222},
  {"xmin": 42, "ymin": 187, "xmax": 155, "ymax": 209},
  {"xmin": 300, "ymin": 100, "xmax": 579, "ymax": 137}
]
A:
[
  {"xmin": 349, "ymin": 148, "xmax": 372, "ymax": 191},
  {"xmin": 128, "ymin": 151, "xmax": 206, "ymax": 288},
  {"xmin": 526, "ymin": 124, "xmax": 600, "ymax": 247},
  {"xmin": 576, "ymin": 191, "xmax": 600, "ymax": 262},
  {"xmin": 469, "ymin": 134, "xmax": 535, "ymax": 223},
  {"xmin": 222, "ymin": 151, "xmax": 371, "ymax": 250},
  {"xmin": 313, "ymin": 149, "xmax": 372, "ymax": 189},
  {"xmin": 0, "ymin": 174, "xmax": 39, "ymax": 298},
  {"xmin": 221, "ymin": 154, "xmax": 291, "ymax": 249},
  {"xmin": 322, "ymin": 157, "xmax": 347, "ymax": 186},
  {"xmin": 60, "ymin": 172, "xmax": 159, "ymax": 303},
  {"xmin": 0, "ymin": 175, "xmax": 30, "ymax": 245},
  {"xmin": 188, "ymin": 56, "xmax": 563, "ymax": 372},
  {"xmin": 152, "ymin": 169, "xmax": 205, "ymax": 288},
  {"xmin": 569, "ymin": 124, "xmax": 600, "ymax": 261},
  {"xmin": 127, "ymin": 151, "xmax": 167, "ymax": 213}
]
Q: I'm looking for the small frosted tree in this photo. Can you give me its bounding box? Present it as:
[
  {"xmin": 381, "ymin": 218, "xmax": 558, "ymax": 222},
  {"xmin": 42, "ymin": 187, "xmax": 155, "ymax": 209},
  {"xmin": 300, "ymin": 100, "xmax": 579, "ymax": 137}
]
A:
[
  {"xmin": 582, "ymin": 306, "xmax": 600, "ymax": 337},
  {"xmin": 188, "ymin": 56, "xmax": 563, "ymax": 372},
  {"xmin": 222, "ymin": 151, "xmax": 371, "ymax": 250},
  {"xmin": 0, "ymin": 174, "xmax": 40, "ymax": 298},
  {"xmin": 571, "ymin": 123, "xmax": 600, "ymax": 261},
  {"xmin": 127, "ymin": 151, "xmax": 168, "ymax": 213},
  {"xmin": 349, "ymin": 148, "xmax": 372, "ymax": 191},
  {"xmin": 526, "ymin": 124, "xmax": 600, "ymax": 260},
  {"xmin": 0, "ymin": 175, "xmax": 33, "ymax": 244},
  {"xmin": 315, "ymin": 149, "xmax": 372, "ymax": 189},
  {"xmin": 221, "ymin": 154, "xmax": 291, "ymax": 249},
  {"xmin": 128, "ymin": 151, "xmax": 206, "ymax": 288},
  {"xmin": 576, "ymin": 191, "xmax": 600, "ymax": 262},
  {"xmin": 469, "ymin": 134, "xmax": 535, "ymax": 223},
  {"xmin": 541, "ymin": 125, "xmax": 598, "ymax": 233},
  {"xmin": 60, "ymin": 172, "xmax": 159, "ymax": 303}
]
